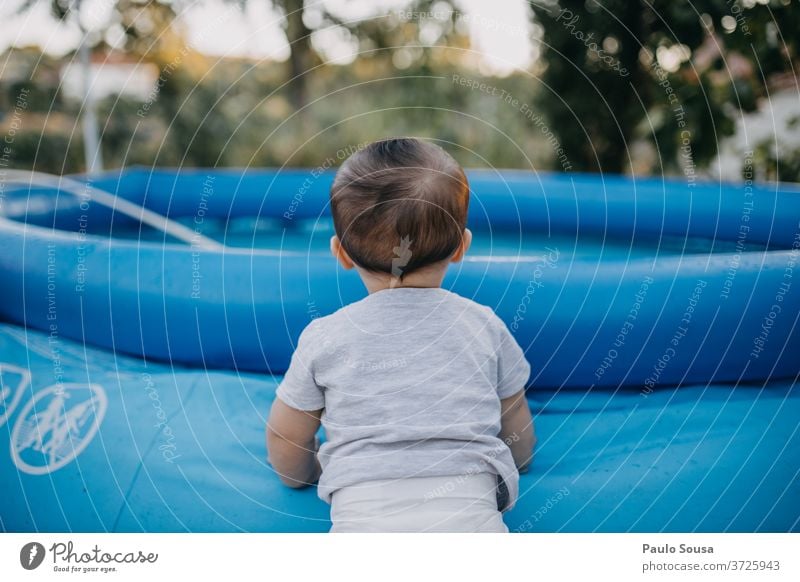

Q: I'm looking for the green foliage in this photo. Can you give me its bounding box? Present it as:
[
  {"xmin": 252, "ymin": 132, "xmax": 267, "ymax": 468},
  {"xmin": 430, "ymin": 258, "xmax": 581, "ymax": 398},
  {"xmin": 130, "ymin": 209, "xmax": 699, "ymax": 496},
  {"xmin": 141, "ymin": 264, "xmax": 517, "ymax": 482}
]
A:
[
  {"xmin": 10, "ymin": 131, "xmax": 84, "ymax": 173},
  {"xmin": 4, "ymin": 1, "xmax": 798, "ymax": 178},
  {"xmin": 752, "ymin": 139, "xmax": 800, "ymax": 183},
  {"xmin": 7, "ymin": 81, "xmax": 60, "ymax": 111},
  {"xmin": 529, "ymin": 0, "xmax": 798, "ymax": 173}
]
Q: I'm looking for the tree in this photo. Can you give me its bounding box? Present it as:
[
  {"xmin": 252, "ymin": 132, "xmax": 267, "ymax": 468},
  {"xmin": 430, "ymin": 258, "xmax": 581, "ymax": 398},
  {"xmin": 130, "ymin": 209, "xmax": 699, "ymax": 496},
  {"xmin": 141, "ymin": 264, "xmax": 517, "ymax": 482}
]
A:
[
  {"xmin": 243, "ymin": 0, "xmax": 464, "ymax": 107},
  {"xmin": 16, "ymin": 0, "xmax": 178, "ymax": 173},
  {"xmin": 528, "ymin": 0, "xmax": 798, "ymax": 174},
  {"xmin": 273, "ymin": 0, "xmax": 317, "ymax": 108}
]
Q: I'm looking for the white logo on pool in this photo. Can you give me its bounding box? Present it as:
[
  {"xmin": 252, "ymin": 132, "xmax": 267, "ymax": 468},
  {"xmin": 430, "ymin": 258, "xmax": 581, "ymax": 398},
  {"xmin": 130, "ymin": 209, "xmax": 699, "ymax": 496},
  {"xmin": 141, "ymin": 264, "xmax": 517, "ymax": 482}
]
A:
[
  {"xmin": 11, "ymin": 384, "xmax": 108, "ymax": 475},
  {"xmin": 0, "ymin": 364, "xmax": 31, "ymax": 428}
]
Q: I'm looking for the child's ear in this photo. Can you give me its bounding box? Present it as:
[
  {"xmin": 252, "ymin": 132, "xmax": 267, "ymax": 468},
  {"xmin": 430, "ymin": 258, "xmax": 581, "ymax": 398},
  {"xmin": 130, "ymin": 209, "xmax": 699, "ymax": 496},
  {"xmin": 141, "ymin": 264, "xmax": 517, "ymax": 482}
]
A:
[
  {"xmin": 330, "ymin": 235, "xmax": 355, "ymax": 270},
  {"xmin": 450, "ymin": 228, "xmax": 472, "ymax": 263}
]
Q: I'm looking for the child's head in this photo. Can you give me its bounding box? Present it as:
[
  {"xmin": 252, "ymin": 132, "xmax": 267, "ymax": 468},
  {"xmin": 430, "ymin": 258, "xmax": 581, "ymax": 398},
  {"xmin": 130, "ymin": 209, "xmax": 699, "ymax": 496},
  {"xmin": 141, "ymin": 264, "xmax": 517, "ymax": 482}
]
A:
[{"xmin": 330, "ymin": 138, "xmax": 471, "ymax": 289}]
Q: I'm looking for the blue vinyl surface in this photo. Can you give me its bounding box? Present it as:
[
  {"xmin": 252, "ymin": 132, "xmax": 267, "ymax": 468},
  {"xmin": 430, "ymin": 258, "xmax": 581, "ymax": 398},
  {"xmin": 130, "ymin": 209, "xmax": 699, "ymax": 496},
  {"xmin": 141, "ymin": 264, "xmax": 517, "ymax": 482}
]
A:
[
  {"xmin": 1, "ymin": 323, "xmax": 797, "ymax": 533},
  {"xmin": 1, "ymin": 168, "xmax": 799, "ymax": 388},
  {"xmin": 1, "ymin": 168, "xmax": 799, "ymax": 532}
]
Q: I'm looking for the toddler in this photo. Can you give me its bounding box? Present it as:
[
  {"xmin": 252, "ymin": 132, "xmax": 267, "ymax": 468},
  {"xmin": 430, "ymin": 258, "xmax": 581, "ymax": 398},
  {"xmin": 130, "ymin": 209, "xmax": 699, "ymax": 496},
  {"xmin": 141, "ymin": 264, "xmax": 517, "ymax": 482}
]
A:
[{"xmin": 267, "ymin": 138, "xmax": 535, "ymax": 532}]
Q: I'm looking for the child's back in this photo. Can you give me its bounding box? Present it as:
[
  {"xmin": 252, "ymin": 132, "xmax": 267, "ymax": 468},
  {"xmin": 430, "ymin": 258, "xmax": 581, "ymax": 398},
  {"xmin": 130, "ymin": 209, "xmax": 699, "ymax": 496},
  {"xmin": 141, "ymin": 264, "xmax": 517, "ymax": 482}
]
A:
[{"xmin": 267, "ymin": 138, "xmax": 534, "ymax": 532}]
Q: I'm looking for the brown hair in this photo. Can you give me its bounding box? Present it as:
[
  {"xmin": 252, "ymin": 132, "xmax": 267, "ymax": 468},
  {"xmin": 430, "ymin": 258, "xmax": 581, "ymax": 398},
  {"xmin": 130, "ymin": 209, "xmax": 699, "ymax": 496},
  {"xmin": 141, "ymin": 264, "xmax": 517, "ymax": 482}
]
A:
[{"xmin": 330, "ymin": 138, "xmax": 470, "ymax": 278}]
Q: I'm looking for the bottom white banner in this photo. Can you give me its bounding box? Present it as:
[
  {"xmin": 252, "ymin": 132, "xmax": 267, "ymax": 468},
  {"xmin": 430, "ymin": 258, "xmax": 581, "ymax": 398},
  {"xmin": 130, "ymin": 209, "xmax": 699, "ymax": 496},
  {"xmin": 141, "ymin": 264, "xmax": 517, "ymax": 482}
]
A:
[{"xmin": 1, "ymin": 533, "xmax": 797, "ymax": 581}]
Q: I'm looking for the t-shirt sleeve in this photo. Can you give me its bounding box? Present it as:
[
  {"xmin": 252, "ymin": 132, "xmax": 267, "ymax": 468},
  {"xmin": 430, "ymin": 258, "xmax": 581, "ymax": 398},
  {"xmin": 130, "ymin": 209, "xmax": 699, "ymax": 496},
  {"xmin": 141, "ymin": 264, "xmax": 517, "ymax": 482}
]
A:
[
  {"xmin": 275, "ymin": 321, "xmax": 325, "ymax": 411},
  {"xmin": 492, "ymin": 313, "xmax": 531, "ymax": 399}
]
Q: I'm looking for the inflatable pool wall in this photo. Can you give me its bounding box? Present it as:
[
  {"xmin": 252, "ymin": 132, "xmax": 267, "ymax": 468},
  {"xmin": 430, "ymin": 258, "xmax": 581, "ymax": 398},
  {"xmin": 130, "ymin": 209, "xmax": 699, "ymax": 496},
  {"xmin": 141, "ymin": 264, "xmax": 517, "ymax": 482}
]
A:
[
  {"xmin": 2, "ymin": 322, "xmax": 797, "ymax": 532},
  {"xmin": 0, "ymin": 168, "xmax": 798, "ymax": 388}
]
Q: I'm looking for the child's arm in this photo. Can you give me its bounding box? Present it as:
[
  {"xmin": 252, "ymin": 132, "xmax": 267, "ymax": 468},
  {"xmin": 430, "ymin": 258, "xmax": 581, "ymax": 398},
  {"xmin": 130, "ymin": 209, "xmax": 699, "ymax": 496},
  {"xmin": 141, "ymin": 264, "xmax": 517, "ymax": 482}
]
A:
[
  {"xmin": 267, "ymin": 398, "xmax": 322, "ymax": 488},
  {"xmin": 490, "ymin": 308, "xmax": 535, "ymax": 473},
  {"xmin": 499, "ymin": 390, "xmax": 536, "ymax": 473}
]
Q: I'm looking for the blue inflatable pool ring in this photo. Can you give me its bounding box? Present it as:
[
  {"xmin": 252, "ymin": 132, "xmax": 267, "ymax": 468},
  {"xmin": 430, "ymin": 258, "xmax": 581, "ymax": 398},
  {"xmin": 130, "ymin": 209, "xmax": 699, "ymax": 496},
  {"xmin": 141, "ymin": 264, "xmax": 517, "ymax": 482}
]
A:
[
  {"xmin": 1, "ymin": 168, "xmax": 799, "ymax": 533},
  {"xmin": 0, "ymin": 168, "xmax": 799, "ymax": 389},
  {"xmin": 0, "ymin": 323, "xmax": 797, "ymax": 532}
]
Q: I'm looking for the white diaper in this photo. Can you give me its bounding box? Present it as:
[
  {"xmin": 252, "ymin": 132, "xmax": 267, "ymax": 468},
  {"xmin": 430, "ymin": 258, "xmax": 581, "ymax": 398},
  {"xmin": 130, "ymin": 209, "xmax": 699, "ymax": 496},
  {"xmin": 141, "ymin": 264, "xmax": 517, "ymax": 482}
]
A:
[{"xmin": 329, "ymin": 472, "xmax": 508, "ymax": 533}]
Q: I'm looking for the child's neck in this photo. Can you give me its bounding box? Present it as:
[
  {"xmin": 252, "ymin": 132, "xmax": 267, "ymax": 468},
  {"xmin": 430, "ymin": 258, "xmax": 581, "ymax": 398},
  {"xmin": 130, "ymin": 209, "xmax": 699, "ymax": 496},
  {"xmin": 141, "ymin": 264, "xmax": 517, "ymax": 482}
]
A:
[{"xmin": 357, "ymin": 265, "xmax": 447, "ymax": 294}]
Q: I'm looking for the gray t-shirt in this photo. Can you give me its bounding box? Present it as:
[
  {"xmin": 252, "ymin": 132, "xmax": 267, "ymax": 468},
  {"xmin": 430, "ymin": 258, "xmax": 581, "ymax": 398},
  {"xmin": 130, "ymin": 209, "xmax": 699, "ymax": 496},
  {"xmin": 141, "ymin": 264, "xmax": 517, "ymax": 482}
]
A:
[{"xmin": 275, "ymin": 287, "xmax": 531, "ymax": 510}]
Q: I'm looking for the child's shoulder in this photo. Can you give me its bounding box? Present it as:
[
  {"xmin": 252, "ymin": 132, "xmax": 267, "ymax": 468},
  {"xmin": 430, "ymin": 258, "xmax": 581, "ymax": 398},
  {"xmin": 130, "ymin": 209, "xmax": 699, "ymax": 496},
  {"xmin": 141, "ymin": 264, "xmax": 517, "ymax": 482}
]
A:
[
  {"xmin": 421, "ymin": 290, "xmax": 507, "ymax": 337},
  {"xmin": 300, "ymin": 299, "xmax": 360, "ymax": 336},
  {"xmin": 448, "ymin": 292, "xmax": 494, "ymax": 313},
  {"xmin": 301, "ymin": 290, "xmax": 504, "ymax": 334},
  {"xmin": 434, "ymin": 289, "xmax": 498, "ymax": 316},
  {"xmin": 457, "ymin": 297, "xmax": 507, "ymax": 333}
]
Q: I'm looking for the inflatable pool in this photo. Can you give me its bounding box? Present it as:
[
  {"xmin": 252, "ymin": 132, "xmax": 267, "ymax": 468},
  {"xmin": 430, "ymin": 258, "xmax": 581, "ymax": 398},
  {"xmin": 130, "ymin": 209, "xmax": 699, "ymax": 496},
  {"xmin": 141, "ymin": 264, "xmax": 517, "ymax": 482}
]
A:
[
  {"xmin": 0, "ymin": 322, "xmax": 797, "ymax": 532},
  {"xmin": 0, "ymin": 168, "xmax": 799, "ymax": 388}
]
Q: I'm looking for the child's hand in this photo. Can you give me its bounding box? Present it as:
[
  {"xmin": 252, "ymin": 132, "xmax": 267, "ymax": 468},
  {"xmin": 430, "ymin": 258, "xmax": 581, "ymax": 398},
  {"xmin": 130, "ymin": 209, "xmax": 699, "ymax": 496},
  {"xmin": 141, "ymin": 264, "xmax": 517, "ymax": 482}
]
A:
[
  {"xmin": 308, "ymin": 437, "xmax": 322, "ymax": 484},
  {"xmin": 499, "ymin": 390, "xmax": 535, "ymax": 472},
  {"xmin": 267, "ymin": 399, "xmax": 323, "ymax": 488}
]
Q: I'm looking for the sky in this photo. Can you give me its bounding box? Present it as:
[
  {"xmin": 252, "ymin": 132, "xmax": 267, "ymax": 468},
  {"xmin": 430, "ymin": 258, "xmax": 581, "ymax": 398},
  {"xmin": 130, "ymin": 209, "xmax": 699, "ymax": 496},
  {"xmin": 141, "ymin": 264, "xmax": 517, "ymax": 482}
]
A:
[{"xmin": 0, "ymin": 0, "xmax": 534, "ymax": 74}]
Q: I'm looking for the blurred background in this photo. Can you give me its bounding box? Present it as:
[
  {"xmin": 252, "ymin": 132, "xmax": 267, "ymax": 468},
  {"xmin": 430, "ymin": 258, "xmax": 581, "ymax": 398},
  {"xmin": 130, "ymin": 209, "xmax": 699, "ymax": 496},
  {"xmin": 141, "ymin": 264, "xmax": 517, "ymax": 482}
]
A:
[{"xmin": 0, "ymin": 0, "xmax": 798, "ymax": 180}]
